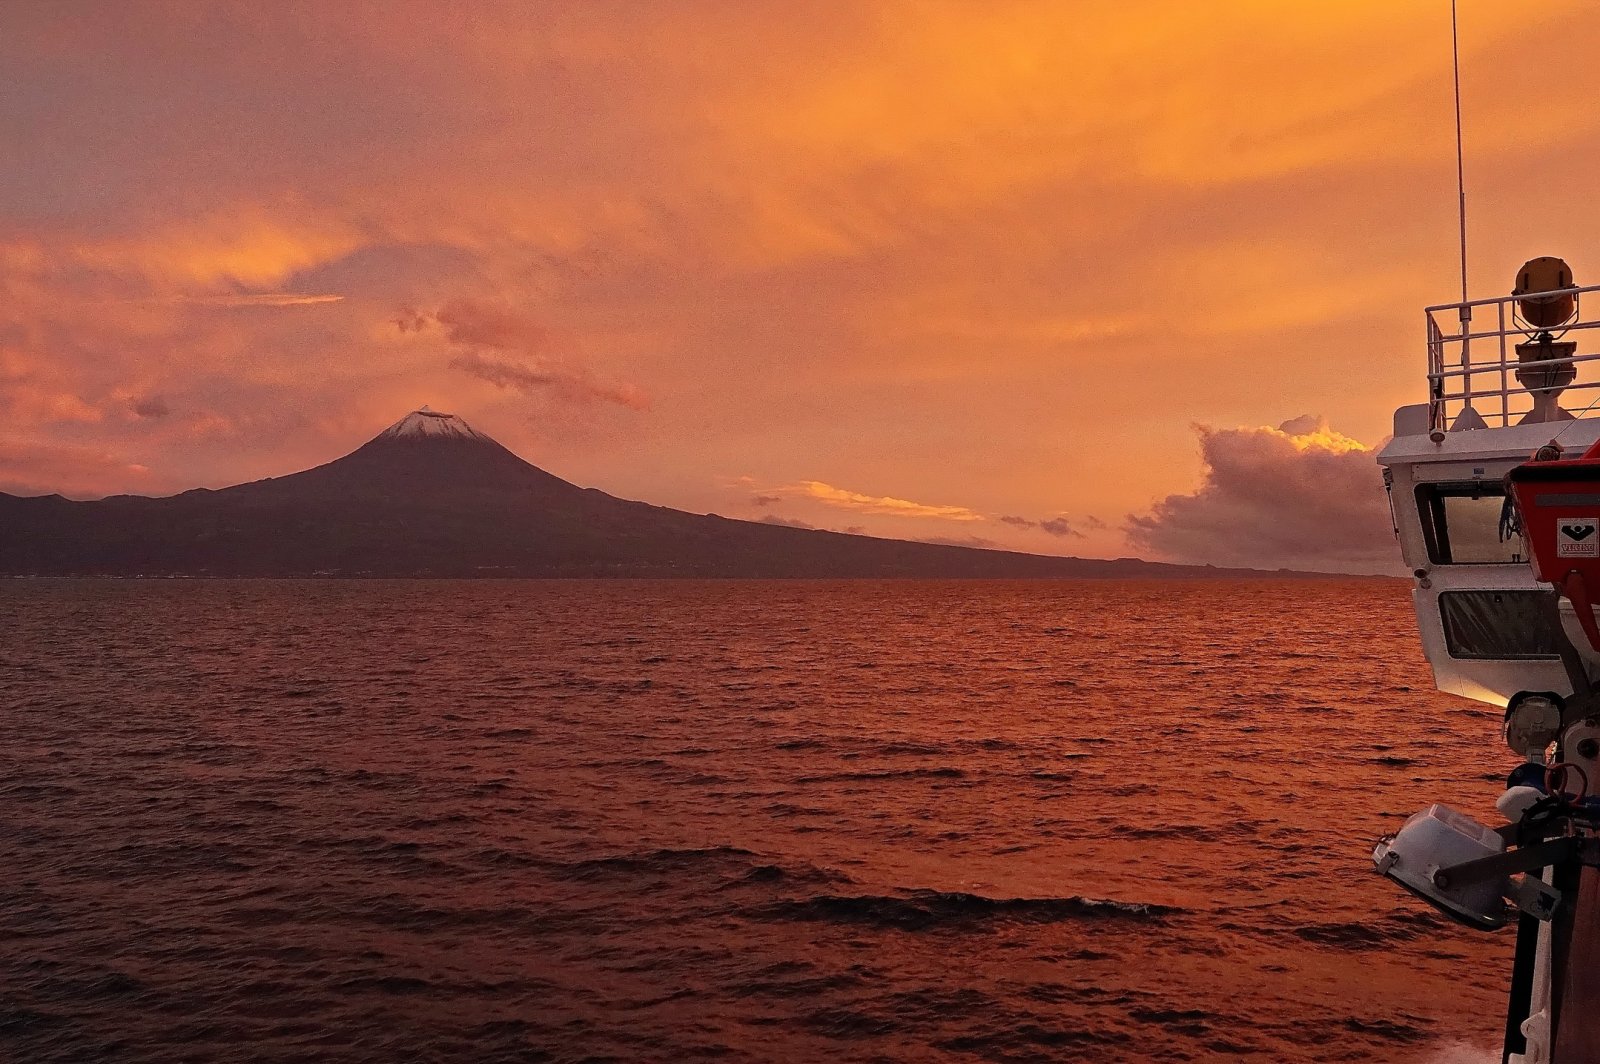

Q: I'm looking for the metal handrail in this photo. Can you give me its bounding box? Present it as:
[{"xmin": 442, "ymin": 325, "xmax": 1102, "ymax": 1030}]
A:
[
  {"xmin": 1435, "ymin": 380, "xmax": 1600, "ymax": 404},
  {"xmin": 1431, "ymin": 319, "xmax": 1600, "ymax": 344},
  {"xmin": 1426, "ymin": 285, "xmax": 1600, "ymax": 429},
  {"xmin": 1431, "ymin": 349, "xmax": 1600, "ymax": 380},
  {"xmin": 1425, "ymin": 284, "xmax": 1595, "ymax": 314}
]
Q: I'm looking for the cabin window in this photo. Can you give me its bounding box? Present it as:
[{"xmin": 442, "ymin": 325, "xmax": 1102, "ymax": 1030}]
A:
[
  {"xmin": 1438, "ymin": 590, "xmax": 1561, "ymax": 660},
  {"xmin": 1415, "ymin": 482, "xmax": 1525, "ymax": 565}
]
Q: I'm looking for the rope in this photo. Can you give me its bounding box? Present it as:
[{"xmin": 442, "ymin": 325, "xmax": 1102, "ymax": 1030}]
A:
[
  {"xmin": 1546, "ymin": 389, "xmax": 1600, "ymax": 446},
  {"xmin": 1547, "ymin": 761, "xmax": 1590, "ymax": 802},
  {"xmin": 1499, "ymin": 495, "xmax": 1521, "ymax": 543}
]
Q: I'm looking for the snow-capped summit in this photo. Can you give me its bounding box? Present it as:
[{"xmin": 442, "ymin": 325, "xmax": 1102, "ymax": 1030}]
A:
[{"xmin": 376, "ymin": 406, "xmax": 493, "ymax": 443}]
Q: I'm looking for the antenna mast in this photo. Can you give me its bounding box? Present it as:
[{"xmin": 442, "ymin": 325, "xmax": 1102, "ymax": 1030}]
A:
[{"xmin": 1451, "ymin": 0, "xmax": 1469, "ymax": 304}]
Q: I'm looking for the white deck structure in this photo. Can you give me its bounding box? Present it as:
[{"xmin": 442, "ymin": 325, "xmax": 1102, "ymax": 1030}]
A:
[{"xmin": 1379, "ymin": 283, "xmax": 1600, "ymax": 707}]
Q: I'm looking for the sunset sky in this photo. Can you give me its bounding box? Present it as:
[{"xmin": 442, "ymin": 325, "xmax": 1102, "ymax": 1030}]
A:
[{"xmin": 5, "ymin": 1, "xmax": 1600, "ymax": 572}]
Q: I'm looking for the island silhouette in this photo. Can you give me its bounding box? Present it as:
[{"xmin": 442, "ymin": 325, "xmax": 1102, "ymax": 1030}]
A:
[{"xmin": 0, "ymin": 409, "xmax": 1317, "ymax": 578}]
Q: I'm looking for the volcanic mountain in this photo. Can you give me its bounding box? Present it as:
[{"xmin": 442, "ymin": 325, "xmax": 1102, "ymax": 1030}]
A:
[{"xmin": 2, "ymin": 409, "xmax": 1267, "ymax": 578}]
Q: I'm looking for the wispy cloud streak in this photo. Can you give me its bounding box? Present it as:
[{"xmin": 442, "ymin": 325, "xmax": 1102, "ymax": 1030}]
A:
[
  {"xmin": 416, "ymin": 298, "xmax": 650, "ymax": 410},
  {"xmin": 167, "ymin": 293, "xmax": 345, "ymax": 307},
  {"xmin": 450, "ymin": 350, "xmax": 650, "ymax": 410},
  {"xmin": 786, "ymin": 480, "xmax": 985, "ymax": 521}
]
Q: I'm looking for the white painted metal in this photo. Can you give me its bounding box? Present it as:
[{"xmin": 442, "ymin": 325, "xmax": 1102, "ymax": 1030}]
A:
[
  {"xmin": 1372, "ymin": 804, "xmax": 1510, "ymax": 927},
  {"xmin": 1379, "ymin": 418, "xmax": 1600, "ymax": 706},
  {"xmin": 1509, "ymin": 874, "xmax": 1555, "ymax": 1064}
]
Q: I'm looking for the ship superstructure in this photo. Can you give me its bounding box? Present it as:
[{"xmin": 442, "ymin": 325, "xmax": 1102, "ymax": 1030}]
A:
[
  {"xmin": 1375, "ymin": 259, "xmax": 1600, "ymax": 1063},
  {"xmin": 1383, "ymin": 262, "xmax": 1600, "ymax": 707}
]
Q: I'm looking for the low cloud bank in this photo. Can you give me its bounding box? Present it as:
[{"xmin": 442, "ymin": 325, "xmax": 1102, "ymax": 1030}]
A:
[
  {"xmin": 754, "ymin": 479, "xmax": 985, "ymax": 522},
  {"xmin": 1001, "ymin": 514, "xmax": 1094, "ymax": 537},
  {"xmin": 917, "ymin": 534, "xmax": 1001, "ymax": 549},
  {"xmin": 736, "ymin": 475, "xmax": 1102, "ymax": 551},
  {"xmin": 0, "ymin": 440, "xmax": 159, "ymax": 499},
  {"xmin": 1125, "ymin": 416, "xmax": 1398, "ymax": 574},
  {"xmin": 758, "ymin": 514, "xmax": 816, "ymax": 529}
]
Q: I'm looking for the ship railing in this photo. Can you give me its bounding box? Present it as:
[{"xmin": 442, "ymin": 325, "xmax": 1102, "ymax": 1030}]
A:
[{"xmin": 1427, "ymin": 284, "xmax": 1600, "ymax": 433}]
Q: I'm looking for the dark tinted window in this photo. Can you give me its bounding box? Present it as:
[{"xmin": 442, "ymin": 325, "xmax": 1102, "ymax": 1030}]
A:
[
  {"xmin": 1416, "ymin": 483, "xmax": 1525, "ymax": 564},
  {"xmin": 1439, "ymin": 590, "xmax": 1560, "ymax": 659}
]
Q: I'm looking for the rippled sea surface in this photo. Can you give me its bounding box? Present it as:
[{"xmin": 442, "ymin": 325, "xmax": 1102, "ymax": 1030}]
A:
[{"xmin": 1, "ymin": 579, "xmax": 1515, "ymax": 1063}]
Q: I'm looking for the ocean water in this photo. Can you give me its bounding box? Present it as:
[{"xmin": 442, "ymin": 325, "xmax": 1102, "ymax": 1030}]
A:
[{"xmin": 0, "ymin": 579, "xmax": 1512, "ymax": 1063}]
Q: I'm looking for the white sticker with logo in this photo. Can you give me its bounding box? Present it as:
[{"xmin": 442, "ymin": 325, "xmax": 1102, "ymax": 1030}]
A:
[{"xmin": 1558, "ymin": 519, "xmax": 1600, "ymax": 558}]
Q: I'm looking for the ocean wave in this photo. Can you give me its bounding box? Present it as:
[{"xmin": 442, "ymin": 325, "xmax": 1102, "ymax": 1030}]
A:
[
  {"xmin": 546, "ymin": 845, "xmax": 763, "ymax": 880},
  {"xmin": 744, "ymin": 890, "xmax": 1178, "ymax": 931},
  {"xmin": 794, "ymin": 767, "xmax": 966, "ymax": 783},
  {"xmin": 936, "ymin": 1023, "xmax": 1131, "ymax": 1053},
  {"xmin": 1292, "ymin": 912, "xmax": 1444, "ymax": 949},
  {"xmin": 721, "ymin": 863, "xmax": 855, "ymax": 889}
]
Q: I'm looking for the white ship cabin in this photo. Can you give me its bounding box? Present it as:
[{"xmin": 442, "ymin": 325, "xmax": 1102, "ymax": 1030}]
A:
[{"xmin": 1379, "ymin": 259, "xmax": 1600, "ymax": 707}]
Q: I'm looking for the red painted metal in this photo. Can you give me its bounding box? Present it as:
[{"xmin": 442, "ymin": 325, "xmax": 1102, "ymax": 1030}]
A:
[{"xmin": 1508, "ymin": 449, "xmax": 1600, "ymax": 651}]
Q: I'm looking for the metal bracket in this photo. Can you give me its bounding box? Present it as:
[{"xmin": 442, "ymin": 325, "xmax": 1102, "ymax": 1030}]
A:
[
  {"xmin": 1509, "ymin": 874, "xmax": 1562, "ymax": 921},
  {"xmin": 1431, "ymin": 837, "xmax": 1599, "ymax": 922},
  {"xmin": 1434, "ymin": 837, "xmax": 1586, "ymax": 889},
  {"xmin": 1545, "ymin": 590, "xmax": 1596, "ymax": 707}
]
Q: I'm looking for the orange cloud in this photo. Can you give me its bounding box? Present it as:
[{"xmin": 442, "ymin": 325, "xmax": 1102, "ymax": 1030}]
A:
[
  {"xmin": 166, "ymin": 293, "xmax": 345, "ymax": 308},
  {"xmin": 781, "ymin": 481, "xmax": 985, "ymax": 522},
  {"xmin": 66, "ymin": 213, "xmax": 364, "ymax": 289}
]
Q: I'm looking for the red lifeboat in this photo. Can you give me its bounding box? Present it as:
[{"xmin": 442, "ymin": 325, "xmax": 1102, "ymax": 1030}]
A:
[{"xmin": 1508, "ymin": 440, "xmax": 1600, "ymax": 649}]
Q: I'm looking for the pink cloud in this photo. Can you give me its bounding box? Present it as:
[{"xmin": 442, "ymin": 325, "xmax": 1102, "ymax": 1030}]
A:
[
  {"xmin": 1125, "ymin": 417, "xmax": 1397, "ymax": 574},
  {"xmin": 401, "ymin": 298, "xmax": 653, "ymax": 411},
  {"xmin": 450, "ymin": 350, "xmax": 650, "ymax": 411}
]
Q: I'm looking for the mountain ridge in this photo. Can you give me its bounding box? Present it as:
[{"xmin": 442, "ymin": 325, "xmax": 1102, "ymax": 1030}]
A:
[{"xmin": 0, "ymin": 409, "xmax": 1348, "ymax": 579}]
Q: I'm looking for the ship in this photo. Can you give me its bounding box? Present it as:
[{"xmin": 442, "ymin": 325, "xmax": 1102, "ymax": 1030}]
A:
[{"xmin": 1373, "ymin": 256, "xmax": 1600, "ymax": 1062}]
